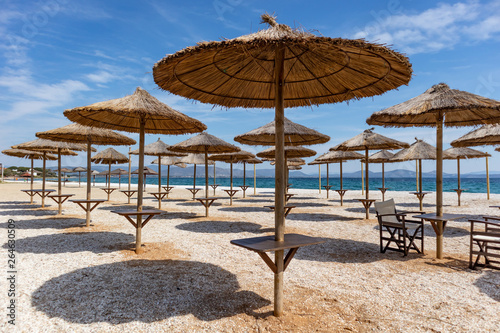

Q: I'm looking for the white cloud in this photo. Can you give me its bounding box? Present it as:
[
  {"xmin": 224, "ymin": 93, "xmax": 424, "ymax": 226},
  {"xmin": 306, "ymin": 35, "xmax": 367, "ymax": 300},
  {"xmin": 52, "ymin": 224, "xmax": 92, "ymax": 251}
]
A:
[{"xmin": 352, "ymin": 1, "xmax": 500, "ymax": 54}]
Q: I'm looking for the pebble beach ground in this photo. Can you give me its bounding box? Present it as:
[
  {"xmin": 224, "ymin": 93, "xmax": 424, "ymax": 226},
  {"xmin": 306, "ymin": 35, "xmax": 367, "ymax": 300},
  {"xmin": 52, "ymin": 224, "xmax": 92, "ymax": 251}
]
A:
[{"xmin": 1, "ymin": 180, "xmax": 499, "ymax": 332}]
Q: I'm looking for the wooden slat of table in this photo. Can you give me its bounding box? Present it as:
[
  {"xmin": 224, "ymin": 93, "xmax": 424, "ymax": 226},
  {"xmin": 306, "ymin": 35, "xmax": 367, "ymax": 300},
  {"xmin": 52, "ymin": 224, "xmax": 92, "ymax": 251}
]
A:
[{"xmin": 231, "ymin": 233, "xmax": 325, "ymax": 252}]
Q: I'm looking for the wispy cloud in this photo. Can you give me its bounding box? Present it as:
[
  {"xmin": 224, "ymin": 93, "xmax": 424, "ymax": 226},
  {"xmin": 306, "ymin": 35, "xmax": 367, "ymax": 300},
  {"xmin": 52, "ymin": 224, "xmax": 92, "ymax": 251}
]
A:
[{"xmin": 352, "ymin": 0, "xmax": 500, "ymax": 54}]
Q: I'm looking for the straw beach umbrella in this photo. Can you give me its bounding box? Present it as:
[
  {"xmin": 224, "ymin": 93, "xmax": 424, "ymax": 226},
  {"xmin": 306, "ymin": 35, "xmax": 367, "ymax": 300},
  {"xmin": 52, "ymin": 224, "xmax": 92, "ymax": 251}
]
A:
[
  {"xmin": 64, "ymin": 87, "xmax": 206, "ymax": 254},
  {"xmin": 209, "ymin": 151, "xmax": 255, "ymax": 205},
  {"xmin": 131, "ymin": 138, "xmax": 186, "ymax": 209},
  {"xmin": 132, "ymin": 166, "xmax": 158, "ymax": 191},
  {"xmin": 13, "ymin": 138, "xmax": 87, "ymax": 210},
  {"xmin": 367, "ymin": 83, "xmax": 500, "ymax": 218},
  {"xmin": 110, "ymin": 168, "xmax": 128, "ymax": 189},
  {"xmin": 443, "ymin": 147, "xmax": 490, "ymax": 205},
  {"xmin": 151, "ymin": 156, "xmax": 186, "ymax": 198},
  {"xmin": 153, "ymin": 13, "xmax": 412, "ymax": 316},
  {"xmin": 91, "ymin": 148, "xmax": 129, "ymax": 201},
  {"xmin": 2, "ymin": 149, "xmax": 57, "ymax": 204},
  {"xmin": 391, "ymin": 139, "xmax": 453, "ymax": 210},
  {"xmin": 60, "ymin": 167, "xmax": 73, "ymax": 186},
  {"xmin": 178, "ymin": 153, "xmax": 215, "ymax": 199},
  {"xmin": 368, "ymin": 150, "xmax": 395, "ymax": 201},
  {"xmin": 73, "ymin": 166, "xmax": 86, "ymax": 187},
  {"xmin": 36, "ymin": 123, "xmax": 135, "ymax": 226},
  {"xmin": 169, "ymin": 132, "xmax": 240, "ymax": 216},
  {"xmin": 313, "ymin": 149, "xmax": 364, "ymax": 204},
  {"xmin": 335, "ymin": 128, "xmax": 408, "ymax": 218},
  {"xmin": 450, "ymin": 124, "xmax": 500, "ymax": 200},
  {"xmin": 234, "ymin": 117, "xmax": 330, "ymax": 147}
]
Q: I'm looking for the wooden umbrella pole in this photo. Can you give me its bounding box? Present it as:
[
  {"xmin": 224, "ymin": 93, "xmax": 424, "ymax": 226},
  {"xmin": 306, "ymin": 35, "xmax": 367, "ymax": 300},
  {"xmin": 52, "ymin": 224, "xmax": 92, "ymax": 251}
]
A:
[
  {"xmin": 274, "ymin": 44, "xmax": 285, "ymax": 317},
  {"xmin": 361, "ymin": 161, "xmax": 364, "ymax": 196},
  {"xmin": 136, "ymin": 120, "xmax": 145, "ymax": 254},
  {"xmin": 254, "ymin": 164, "xmax": 256, "ymax": 195},
  {"xmin": 57, "ymin": 148, "xmax": 62, "ymax": 214},
  {"xmin": 230, "ymin": 161, "xmax": 233, "ymax": 205},
  {"xmin": 243, "ymin": 162, "xmax": 246, "ymax": 198},
  {"xmin": 107, "ymin": 163, "xmax": 111, "ymax": 201},
  {"xmin": 365, "ymin": 148, "xmax": 369, "ymax": 200},
  {"xmin": 158, "ymin": 154, "xmax": 162, "ymax": 209},
  {"xmin": 42, "ymin": 152, "xmax": 46, "ymax": 208},
  {"xmin": 419, "ymin": 159, "xmax": 423, "ymax": 211},
  {"xmin": 326, "ymin": 163, "xmax": 329, "ymax": 199},
  {"xmin": 457, "ymin": 158, "xmax": 461, "ymax": 206},
  {"xmin": 284, "ymin": 156, "xmax": 288, "ymax": 195},
  {"xmin": 86, "ymin": 140, "xmax": 92, "ymax": 227},
  {"xmin": 205, "ymin": 147, "xmax": 209, "ymax": 216},
  {"xmin": 167, "ymin": 165, "xmax": 170, "ymax": 198},
  {"xmin": 382, "ymin": 162, "xmax": 385, "ymax": 189},
  {"xmin": 436, "ymin": 113, "xmax": 443, "ymax": 217},
  {"xmin": 30, "ymin": 156, "xmax": 34, "ymax": 203},
  {"xmin": 486, "ymin": 156, "xmax": 490, "ymax": 200},
  {"xmin": 214, "ymin": 161, "xmax": 216, "ymax": 195},
  {"xmin": 318, "ymin": 164, "xmax": 321, "ymax": 194},
  {"xmin": 416, "ymin": 160, "xmax": 419, "ymax": 192},
  {"xmin": 193, "ymin": 164, "xmax": 197, "ymax": 193},
  {"xmin": 340, "ymin": 160, "xmax": 344, "ymax": 206},
  {"xmin": 128, "ymin": 148, "xmax": 131, "ymax": 190}
]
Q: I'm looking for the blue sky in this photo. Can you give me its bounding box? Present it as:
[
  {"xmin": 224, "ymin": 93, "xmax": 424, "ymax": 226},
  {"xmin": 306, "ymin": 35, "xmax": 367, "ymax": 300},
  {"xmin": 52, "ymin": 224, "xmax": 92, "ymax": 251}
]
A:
[{"xmin": 1, "ymin": 0, "xmax": 500, "ymax": 175}]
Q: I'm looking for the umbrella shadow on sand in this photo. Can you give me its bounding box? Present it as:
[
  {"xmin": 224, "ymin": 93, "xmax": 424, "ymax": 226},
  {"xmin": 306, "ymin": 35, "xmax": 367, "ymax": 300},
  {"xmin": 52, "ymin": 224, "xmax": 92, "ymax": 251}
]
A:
[
  {"xmin": 176, "ymin": 220, "xmax": 273, "ymax": 234},
  {"xmin": 218, "ymin": 206, "xmax": 269, "ymax": 213},
  {"xmin": 0, "ymin": 217, "xmax": 87, "ymax": 230},
  {"xmin": 32, "ymin": 259, "xmax": 271, "ymax": 324},
  {"xmin": 474, "ymin": 270, "xmax": 500, "ymax": 302},
  {"xmin": 294, "ymin": 237, "xmax": 422, "ymax": 263},
  {"xmin": 3, "ymin": 232, "xmax": 135, "ymax": 254},
  {"xmin": 286, "ymin": 213, "xmax": 359, "ymax": 222}
]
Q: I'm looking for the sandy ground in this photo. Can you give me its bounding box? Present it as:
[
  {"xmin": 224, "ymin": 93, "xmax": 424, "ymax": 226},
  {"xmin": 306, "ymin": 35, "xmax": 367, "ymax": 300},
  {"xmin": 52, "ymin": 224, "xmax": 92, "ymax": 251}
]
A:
[{"xmin": 0, "ymin": 180, "xmax": 499, "ymax": 332}]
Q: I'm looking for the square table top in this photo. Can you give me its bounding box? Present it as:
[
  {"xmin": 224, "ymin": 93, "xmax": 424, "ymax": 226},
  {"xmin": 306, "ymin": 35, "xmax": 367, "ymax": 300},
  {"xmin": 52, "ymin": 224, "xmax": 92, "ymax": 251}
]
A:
[
  {"xmin": 412, "ymin": 213, "xmax": 465, "ymax": 221},
  {"xmin": 111, "ymin": 209, "xmax": 163, "ymax": 216},
  {"xmin": 22, "ymin": 189, "xmax": 55, "ymax": 192},
  {"xmin": 70, "ymin": 199, "xmax": 106, "ymax": 203},
  {"xmin": 231, "ymin": 233, "xmax": 325, "ymax": 253}
]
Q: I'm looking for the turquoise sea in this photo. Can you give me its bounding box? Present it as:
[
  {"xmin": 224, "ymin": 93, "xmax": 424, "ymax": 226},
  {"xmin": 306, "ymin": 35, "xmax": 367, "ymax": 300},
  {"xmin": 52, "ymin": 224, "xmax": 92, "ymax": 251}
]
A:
[{"xmin": 69, "ymin": 176, "xmax": 497, "ymax": 194}]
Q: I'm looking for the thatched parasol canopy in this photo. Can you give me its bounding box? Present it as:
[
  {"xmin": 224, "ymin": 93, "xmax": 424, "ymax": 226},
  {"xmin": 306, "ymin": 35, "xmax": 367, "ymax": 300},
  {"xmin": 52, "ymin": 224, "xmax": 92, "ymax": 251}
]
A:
[
  {"xmin": 366, "ymin": 83, "xmax": 500, "ymax": 127},
  {"xmin": 36, "ymin": 123, "xmax": 136, "ymax": 146},
  {"xmin": 443, "ymin": 147, "xmax": 490, "ymax": 159},
  {"xmin": 151, "ymin": 156, "xmax": 186, "ymax": 167},
  {"xmin": 73, "ymin": 167, "xmax": 87, "ymax": 172},
  {"xmin": 314, "ymin": 150, "xmax": 364, "ymax": 163},
  {"xmin": 271, "ymin": 158, "xmax": 305, "ymax": 166},
  {"xmin": 451, "ymin": 124, "xmax": 500, "ymax": 147},
  {"xmin": 63, "ymin": 87, "xmax": 206, "ymax": 134},
  {"xmin": 60, "ymin": 167, "xmax": 73, "ymax": 173},
  {"xmin": 208, "ymin": 151, "xmax": 255, "ymax": 162},
  {"xmin": 257, "ymin": 146, "xmax": 316, "ymax": 159},
  {"xmin": 2, "ymin": 148, "xmax": 56, "ymax": 160},
  {"xmin": 235, "ymin": 117, "xmax": 330, "ymax": 146},
  {"xmin": 180, "ymin": 153, "xmax": 215, "ymax": 165},
  {"xmin": 91, "ymin": 148, "xmax": 129, "ymax": 164},
  {"xmin": 153, "ymin": 14, "xmax": 412, "ymax": 109},
  {"xmin": 130, "ymin": 138, "xmax": 185, "ymax": 157},
  {"xmin": 12, "ymin": 138, "xmax": 89, "ymax": 153},
  {"xmin": 334, "ymin": 128, "xmax": 409, "ymax": 152},
  {"xmin": 132, "ymin": 166, "xmax": 158, "ymax": 175},
  {"xmin": 390, "ymin": 139, "xmax": 451, "ymax": 162},
  {"xmin": 111, "ymin": 168, "xmax": 128, "ymax": 175},
  {"xmin": 153, "ymin": 13, "xmax": 413, "ymax": 317},
  {"xmin": 368, "ymin": 150, "xmax": 395, "ymax": 163}
]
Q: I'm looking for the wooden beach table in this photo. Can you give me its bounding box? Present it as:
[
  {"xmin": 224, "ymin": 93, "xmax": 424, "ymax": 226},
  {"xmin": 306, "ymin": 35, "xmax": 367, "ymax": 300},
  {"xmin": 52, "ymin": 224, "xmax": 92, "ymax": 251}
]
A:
[
  {"xmin": 230, "ymin": 233, "xmax": 325, "ymax": 274},
  {"xmin": 335, "ymin": 189, "xmax": 348, "ymax": 206},
  {"xmin": 411, "ymin": 191, "xmax": 432, "ymax": 211},
  {"xmin": 210, "ymin": 184, "xmax": 220, "ymax": 195},
  {"xmin": 100, "ymin": 187, "xmax": 117, "ymax": 201},
  {"xmin": 412, "ymin": 213, "xmax": 465, "ymax": 259},
  {"xmin": 285, "ymin": 193, "xmax": 295, "ymax": 202},
  {"xmin": 21, "ymin": 189, "xmax": 56, "ymax": 208},
  {"xmin": 266, "ymin": 204, "xmax": 296, "ymax": 218},
  {"xmin": 240, "ymin": 185, "xmax": 250, "ymax": 198},
  {"xmin": 452, "ymin": 188, "xmax": 467, "ymax": 206},
  {"xmin": 322, "ymin": 185, "xmax": 333, "ymax": 198},
  {"xmin": 21, "ymin": 189, "xmax": 40, "ymax": 204},
  {"xmin": 48, "ymin": 193, "xmax": 75, "ymax": 214},
  {"xmin": 224, "ymin": 189, "xmax": 239, "ymax": 205},
  {"xmin": 187, "ymin": 188, "xmax": 202, "ymax": 200},
  {"xmin": 70, "ymin": 199, "xmax": 106, "ymax": 227},
  {"xmin": 356, "ymin": 198, "xmax": 376, "ymax": 219},
  {"xmin": 149, "ymin": 191, "xmax": 169, "ymax": 209},
  {"xmin": 378, "ymin": 187, "xmax": 389, "ymax": 201},
  {"xmin": 120, "ymin": 189, "xmax": 137, "ymax": 204},
  {"xmin": 162, "ymin": 186, "xmax": 174, "ymax": 198},
  {"xmin": 111, "ymin": 209, "xmax": 163, "ymax": 253},
  {"xmin": 195, "ymin": 197, "xmax": 219, "ymax": 217}
]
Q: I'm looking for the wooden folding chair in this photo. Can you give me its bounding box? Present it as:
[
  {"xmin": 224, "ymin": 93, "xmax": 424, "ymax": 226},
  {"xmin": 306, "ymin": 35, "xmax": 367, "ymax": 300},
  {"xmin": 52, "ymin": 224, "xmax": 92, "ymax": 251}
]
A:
[
  {"xmin": 469, "ymin": 216, "xmax": 500, "ymax": 270},
  {"xmin": 374, "ymin": 199, "xmax": 425, "ymax": 256}
]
